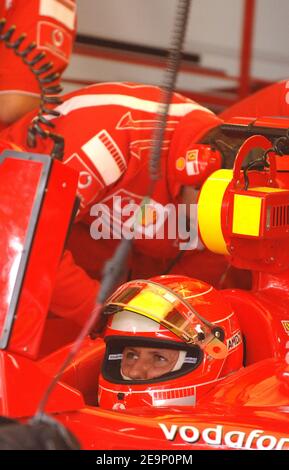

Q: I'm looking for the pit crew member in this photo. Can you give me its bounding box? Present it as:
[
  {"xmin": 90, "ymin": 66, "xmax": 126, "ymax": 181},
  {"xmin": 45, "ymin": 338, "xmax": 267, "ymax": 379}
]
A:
[
  {"xmin": 0, "ymin": 81, "xmax": 245, "ymax": 326},
  {"xmin": 0, "ymin": 0, "xmax": 77, "ymax": 126}
]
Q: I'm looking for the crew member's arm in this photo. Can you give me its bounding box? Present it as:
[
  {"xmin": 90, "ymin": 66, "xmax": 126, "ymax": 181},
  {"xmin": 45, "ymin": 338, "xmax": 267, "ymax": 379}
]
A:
[{"xmin": 0, "ymin": 0, "xmax": 77, "ymax": 125}]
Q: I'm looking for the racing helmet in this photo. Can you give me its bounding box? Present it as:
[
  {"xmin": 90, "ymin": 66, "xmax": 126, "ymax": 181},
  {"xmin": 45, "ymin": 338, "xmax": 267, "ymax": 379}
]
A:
[{"xmin": 98, "ymin": 275, "xmax": 243, "ymax": 411}]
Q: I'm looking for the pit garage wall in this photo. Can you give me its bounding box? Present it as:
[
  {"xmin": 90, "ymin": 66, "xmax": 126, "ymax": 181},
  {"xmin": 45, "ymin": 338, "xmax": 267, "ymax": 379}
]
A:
[{"xmin": 63, "ymin": 0, "xmax": 289, "ymax": 99}]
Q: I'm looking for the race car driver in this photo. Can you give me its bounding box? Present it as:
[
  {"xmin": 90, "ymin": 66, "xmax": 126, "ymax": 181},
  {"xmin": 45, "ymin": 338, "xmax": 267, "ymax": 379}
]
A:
[
  {"xmin": 98, "ymin": 275, "xmax": 244, "ymax": 410},
  {"xmin": 0, "ymin": 81, "xmax": 245, "ymax": 326},
  {"xmin": 0, "ymin": 0, "xmax": 77, "ymax": 127}
]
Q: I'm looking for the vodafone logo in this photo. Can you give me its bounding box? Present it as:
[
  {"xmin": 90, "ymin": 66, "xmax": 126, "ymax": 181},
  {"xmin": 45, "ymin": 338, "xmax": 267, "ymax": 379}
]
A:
[
  {"xmin": 52, "ymin": 28, "xmax": 64, "ymax": 48},
  {"xmin": 78, "ymin": 171, "xmax": 93, "ymax": 189},
  {"xmin": 159, "ymin": 423, "xmax": 289, "ymax": 450}
]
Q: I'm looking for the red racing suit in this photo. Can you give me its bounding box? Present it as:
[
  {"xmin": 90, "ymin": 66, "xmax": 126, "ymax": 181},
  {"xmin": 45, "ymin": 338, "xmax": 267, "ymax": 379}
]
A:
[
  {"xmin": 0, "ymin": 0, "xmax": 76, "ymax": 95},
  {"xmin": 1, "ymin": 82, "xmax": 229, "ymax": 325},
  {"xmin": 220, "ymin": 80, "xmax": 289, "ymax": 119}
]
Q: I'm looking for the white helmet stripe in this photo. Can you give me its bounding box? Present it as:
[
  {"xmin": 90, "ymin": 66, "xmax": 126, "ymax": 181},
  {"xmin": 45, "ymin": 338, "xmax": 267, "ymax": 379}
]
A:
[{"xmin": 111, "ymin": 310, "xmax": 160, "ymax": 333}]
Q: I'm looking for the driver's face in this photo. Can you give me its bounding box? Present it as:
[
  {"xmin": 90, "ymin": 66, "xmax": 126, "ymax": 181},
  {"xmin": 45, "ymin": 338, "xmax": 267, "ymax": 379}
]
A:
[{"xmin": 121, "ymin": 346, "xmax": 179, "ymax": 380}]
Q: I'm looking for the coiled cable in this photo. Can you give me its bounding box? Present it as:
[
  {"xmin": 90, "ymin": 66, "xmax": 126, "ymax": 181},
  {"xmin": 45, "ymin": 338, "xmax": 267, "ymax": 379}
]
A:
[
  {"xmin": 0, "ymin": 18, "xmax": 64, "ymax": 160},
  {"xmin": 149, "ymin": 0, "xmax": 192, "ymax": 183}
]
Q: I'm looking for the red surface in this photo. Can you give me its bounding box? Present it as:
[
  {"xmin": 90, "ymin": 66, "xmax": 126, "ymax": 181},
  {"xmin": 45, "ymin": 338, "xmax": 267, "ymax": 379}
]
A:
[
  {"xmin": 0, "ymin": 157, "xmax": 43, "ymax": 342},
  {"xmin": 0, "ymin": 146, "xmax": 289, "ymax": 449},
  {"xmin": 0, "ymin": 0, "xmax": 76, "ymax": 94},
  {"xmin": 0, "ymin": 153, "xmax": 78, "ymax": 358}
]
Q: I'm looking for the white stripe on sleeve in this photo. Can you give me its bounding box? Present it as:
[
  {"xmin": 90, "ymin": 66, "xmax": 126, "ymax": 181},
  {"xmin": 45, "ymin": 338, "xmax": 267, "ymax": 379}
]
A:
[
  {"xmin": 81, "ymin": 130, "xmax": 126, "ymax": 186},
  {"xmin": 44, "ymin": 94, "xmax": 213, "ymax": 121},
  {"xmin": 39, "ymin": 0, "xmax": 76, "ymax": 30}
]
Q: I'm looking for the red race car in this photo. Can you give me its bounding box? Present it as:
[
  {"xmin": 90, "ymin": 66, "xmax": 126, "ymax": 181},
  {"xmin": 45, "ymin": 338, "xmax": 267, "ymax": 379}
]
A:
[{"xmin": 0, "ymin": 118, "xmax": 289, "ymax": 451}]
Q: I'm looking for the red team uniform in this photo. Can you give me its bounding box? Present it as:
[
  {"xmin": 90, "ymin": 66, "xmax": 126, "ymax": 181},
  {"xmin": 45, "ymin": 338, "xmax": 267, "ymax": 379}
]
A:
[
  {"xmin": 3, "ymin": 78, "xmax": 286, "ymax": 325},
  {"xmin": 1, "ymin": 82, "xmax": 229, "ymax": 324},
  {"xmin": 0, "ymin": 0, "xmax": 76, "ymax": 96}
]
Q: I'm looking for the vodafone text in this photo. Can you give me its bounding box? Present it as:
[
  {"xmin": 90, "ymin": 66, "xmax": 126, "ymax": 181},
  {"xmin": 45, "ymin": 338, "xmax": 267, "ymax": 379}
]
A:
[{"xmin": 159, "ymin": 423, "xmax": 289, "ymax": 450}]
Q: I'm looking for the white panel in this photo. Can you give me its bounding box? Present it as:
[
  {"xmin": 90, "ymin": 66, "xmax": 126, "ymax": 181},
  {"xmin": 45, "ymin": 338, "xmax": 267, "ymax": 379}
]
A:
[
  {"xmin": 82, "ymin": 130, "xmax": 125, "ymax": 185},
  {"xmin": 39, "ymin": 0, "xmax": 76, "ymax": 30}
]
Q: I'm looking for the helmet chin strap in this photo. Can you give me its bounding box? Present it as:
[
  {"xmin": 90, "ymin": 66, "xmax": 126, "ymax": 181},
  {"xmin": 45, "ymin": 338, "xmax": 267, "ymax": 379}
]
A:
[
  {"xmin": 172, "ymin": 350, "xmax": 187, "ymax": 371},
  {"xmin": 120, "ymin": 370, "xmax": 133, "ymax": 381},
  {"xmin": 120, "ymin": 350, "xmax": 187, "ymax": 381}
]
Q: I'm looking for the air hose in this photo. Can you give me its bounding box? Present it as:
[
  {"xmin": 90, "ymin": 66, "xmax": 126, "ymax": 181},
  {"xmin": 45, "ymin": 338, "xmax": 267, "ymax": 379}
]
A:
[{"xmin": 0, "ymin": 18, "xmax": 64, "ymax": 160}]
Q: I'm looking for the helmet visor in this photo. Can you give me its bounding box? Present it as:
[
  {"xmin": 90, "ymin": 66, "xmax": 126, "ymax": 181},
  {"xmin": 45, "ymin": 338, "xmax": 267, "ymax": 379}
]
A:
[{"xmin": 104, "ymin": 280, "xmax": 227, "ymax": 359}]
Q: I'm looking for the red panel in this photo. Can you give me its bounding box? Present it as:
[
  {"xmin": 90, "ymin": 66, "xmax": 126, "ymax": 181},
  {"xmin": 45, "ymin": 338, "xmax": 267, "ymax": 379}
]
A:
[
  {"xmin": 0, "ymin": 351, "xmax": 84, "ymax": 417},
  {"xmin": 8, "ymin": 157, "xmax": 78, "ymax": 359},
  {"xmin": 0, "ymin": 157, "xmax": 44, "ymax": 346},
  {"xmin": 0, "ymin": 152, "xmax": 78, "ymax": 357}
]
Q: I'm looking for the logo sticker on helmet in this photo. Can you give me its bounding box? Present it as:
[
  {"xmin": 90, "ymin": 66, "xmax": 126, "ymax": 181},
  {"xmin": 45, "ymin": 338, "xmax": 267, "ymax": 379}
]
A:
[
  {"xmin": 227, "ymin": 331, "xmax": 242, "ymax": 351},
  {"xmin": 185, "ymin": 149, "xmax": 200, "ymax": 176},
  {"xmin": 281, "ymin": 320, "xmax": 289, "ymax": 335}
]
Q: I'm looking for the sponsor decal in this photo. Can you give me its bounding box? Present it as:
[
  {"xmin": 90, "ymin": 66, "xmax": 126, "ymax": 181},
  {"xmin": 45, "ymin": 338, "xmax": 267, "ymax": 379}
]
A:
[
  {"xmin": 159, "ymin": 423, "xmax": 289, "ymax": 450},
  {"xmin": 176, "ymin": 157, "xmax": 186, "ymax": 171},
  {"xmin": 153, "ymin": 387, "xmax": 196, "ymax": 407},
  {"xmin": 138, "ymin": 203, "xmax": 158, "ymax": 227},
  {"xmin": 227, "ymin": 331, "xmax": 242, "ymax": 351},
  {"xmin": 52, "ymin": 28, "xmax": 64, "ymax": 47},
  {"xmin": 281, "ymin": 320, "xmax": 289, "ymax": 335},
  {"xmin": 112, "ymin": 403, "xmax": 126, "ymax": 412},
  {"xmin": 37, "ymin": 21, "xmax": 72, "ymax": 62},
  {"xmin": 5, "ymin": 0, "xmax": 12, "ymax": 9},
  {"xmin": 82, "ymin": 130, "xmax": 127, "ymax": 186},
  {"xmin": 65, "ymin": 153, "xmax": 104, "ymax": 208},
  {"xmin": 186, "ymin": 149, "xmax": 199, "ymax": 176}
]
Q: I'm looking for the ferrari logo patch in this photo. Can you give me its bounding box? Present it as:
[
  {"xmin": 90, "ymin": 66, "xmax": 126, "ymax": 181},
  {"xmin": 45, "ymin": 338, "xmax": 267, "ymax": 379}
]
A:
[
  {"xmin": 186, "ymin": 149, "xmax": 198, "ymax": 161},
  {"xmin": 281, "ymin": 321, "xmax": 289, "ymax": 335},
  {"xmin": 185, "ymin": 149, "xmax": 200, "ymax": 176},
  {"xmin": 139, "ymin": 204, "xmax": 158, "ymax": 227}
]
